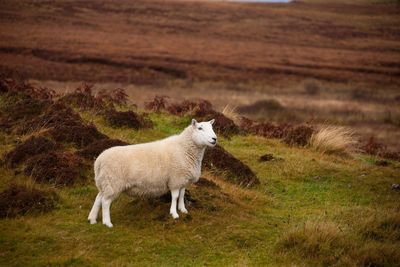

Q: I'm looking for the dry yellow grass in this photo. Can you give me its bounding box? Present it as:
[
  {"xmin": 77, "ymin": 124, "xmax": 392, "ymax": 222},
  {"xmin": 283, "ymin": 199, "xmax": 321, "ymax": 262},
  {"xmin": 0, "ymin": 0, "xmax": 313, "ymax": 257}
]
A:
[
  {"xmin": 309, "ymin": 125, "xmax": 357, "ymax": 155},
  {"xmin": 222, "ymin": 104, "xmax": 241, "ymax": 125}
]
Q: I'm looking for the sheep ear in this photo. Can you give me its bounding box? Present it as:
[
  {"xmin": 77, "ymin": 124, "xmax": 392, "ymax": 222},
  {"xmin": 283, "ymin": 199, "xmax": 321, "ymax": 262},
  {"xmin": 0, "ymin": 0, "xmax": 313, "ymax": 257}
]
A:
[
  {"xmin": 209, "ymin": 119, "xmax": 215, "ymax": 125},
  {"xmin": 191, "ymin": 119, "xmax": 197, "ymax": 126}
]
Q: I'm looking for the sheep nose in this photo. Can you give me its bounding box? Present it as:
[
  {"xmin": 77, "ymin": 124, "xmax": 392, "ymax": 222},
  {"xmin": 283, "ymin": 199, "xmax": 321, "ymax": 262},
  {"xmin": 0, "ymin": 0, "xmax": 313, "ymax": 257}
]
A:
[{"xmin": 212, "ymin": 137, "xmax": 217, "ymax": 141}]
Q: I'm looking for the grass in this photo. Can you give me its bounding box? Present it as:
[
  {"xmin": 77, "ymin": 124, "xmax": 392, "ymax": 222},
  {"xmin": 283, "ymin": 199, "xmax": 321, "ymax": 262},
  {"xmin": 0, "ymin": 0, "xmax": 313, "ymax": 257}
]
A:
[
  {"xmin": 309, "ymin": 125, "xmax": 357, "ymax": 155},
  {"xmin": 1, "ymin": 109, "xmax": 399, "ymax": 266}
]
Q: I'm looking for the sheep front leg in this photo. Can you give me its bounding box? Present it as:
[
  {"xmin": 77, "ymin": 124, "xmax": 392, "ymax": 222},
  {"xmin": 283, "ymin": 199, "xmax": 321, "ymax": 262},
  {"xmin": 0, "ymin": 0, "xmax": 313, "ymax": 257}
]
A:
[
  {"xmin": 170, "ymin": 189, "xmax": 180, "ymax": 219},
  {"xmin": 178, "ymin": 188, "xmax": 188, "ymax": 214}
]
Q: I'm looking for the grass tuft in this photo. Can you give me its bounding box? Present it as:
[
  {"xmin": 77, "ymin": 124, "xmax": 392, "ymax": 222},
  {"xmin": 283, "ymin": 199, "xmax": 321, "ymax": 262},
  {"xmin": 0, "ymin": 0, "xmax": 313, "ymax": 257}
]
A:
[
  {"xmin": 277, "ymin": 221, "xmax": 347, "ymax": 265},
  {"xmin": 309, "ymin": 125, "xmax": 357, "ymax": 155},
  {"xmin": 222, "ymin": 104, "xmax": 241, "ymax": 126}
]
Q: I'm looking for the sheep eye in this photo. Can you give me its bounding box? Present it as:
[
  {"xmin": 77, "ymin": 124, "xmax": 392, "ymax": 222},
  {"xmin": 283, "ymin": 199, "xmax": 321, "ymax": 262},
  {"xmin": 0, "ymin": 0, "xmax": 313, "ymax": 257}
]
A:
[{"xmin": 198, "ymin": 127, "xmax": 203, "ymax": 130}]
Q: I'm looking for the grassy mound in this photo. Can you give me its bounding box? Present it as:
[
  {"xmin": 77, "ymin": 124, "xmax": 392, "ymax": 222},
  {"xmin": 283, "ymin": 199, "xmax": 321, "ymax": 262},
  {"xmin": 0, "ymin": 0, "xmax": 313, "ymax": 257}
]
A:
[
  {"xmin": 103, "ymin": 109, "xmax": 152, "ymax": 129},
  {"xmin": 77, "ymin": 138, "xmax": 129, "ymax": 160},
  {"xmin": 0, "ymin": 184, "xmax": 58, "ymax": 218},
  {"xmin": 203, "ymin": 144, "xmax": 259, "ymax": 187},
  {"xmin": 24, "ymin": 152, "xmax": 85, "ymax": 186},
  {"xmin": 4, "ymin": 136, "xmax": 60, "ymax": 167},
  {"xmin": 146, "ymin": 96, "xmax": 239, "ymax": 137},
  {"xmin": 21, "ymin": 102, "xmax": 107, "ymax": 147}
]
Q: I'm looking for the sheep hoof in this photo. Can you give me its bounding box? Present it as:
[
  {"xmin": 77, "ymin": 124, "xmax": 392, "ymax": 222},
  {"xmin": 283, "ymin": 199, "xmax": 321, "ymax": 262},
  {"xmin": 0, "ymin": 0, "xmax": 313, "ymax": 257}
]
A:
[
  {"xmin": 170, "ymin": 212, "xmax": 179, "ymax": 219},
  {"xmin": 88, "ymin": 219, "xmax": 97, "ymax": 224},
  {"xmin": 179, "ymin": 208, "xmax": 188, "ymax": 214},
  {"xmin": 103, "ymin": 222, "xmax": 114, "ymax": 228}
]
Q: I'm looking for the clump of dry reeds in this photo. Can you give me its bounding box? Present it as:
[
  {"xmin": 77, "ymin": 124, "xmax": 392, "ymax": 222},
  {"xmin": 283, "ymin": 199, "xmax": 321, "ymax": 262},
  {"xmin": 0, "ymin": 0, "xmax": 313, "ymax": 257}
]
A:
[
  {"xmin": 309, "ymin": 125, "xmax": 357, "ymax": 154},
  {"xmin": 222, "ymin": 104, "xmax": 240, "ymax": 125}
]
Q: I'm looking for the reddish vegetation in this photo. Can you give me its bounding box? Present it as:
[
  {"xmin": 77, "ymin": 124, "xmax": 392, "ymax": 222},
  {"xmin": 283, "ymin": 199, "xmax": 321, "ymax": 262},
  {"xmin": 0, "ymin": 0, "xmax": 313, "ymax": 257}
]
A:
[
  {"xmin": 24, "ymin": 152, "xmax": 85, "ymax": 186},
  {"xmin": 103, "ymin": 109, "xmax": 152, "ymax": 129},
  {"xmin": 362, "ymin": 136, "xmax": 400, "ymax": 162},
  {"xmin": 239, "ymin": 117, "xmax": 292, "ymax": 139},
  {"xmin": 167, "ymin": 99, "xmax": 214, "ymax": 117},
  {"xmin": 240, "ymin": 117, "xmax": 313, "ymax": 146},
  {"xmin": 362, "ymin": 136, "xmax": 384, "ymax": 156},
  {"xmin": 97, "ymin": 88, "xmax": 128, "ymax": 106},
  {"xmin": 0, "ymin": 95, "xmax": 51, "ymax": 131},
  {"xmin": 203, "ymin": 145, "xmax": 259, "ymax": 187},
  {"xmin": 21, "ymin": 102, "xmax": 107, "ymax": 147},
  {"xmin": 145, "ymin": 95, "xmax": 169, "ymax": 113},
  {"xmin": 0, "ymin": 76, "xmax": 57, "ymax": 100},
  {"xmin": 0, "ymin": 184, "xmax": 58, "ymax": 218},
  {"xmin": 59, "ymin": 83, "xmax": 128, "ymax": 110},
  {"xmin": 59, "ymin": 83, "xmax": 105, "ymax": 110},
  {"xmin": 0, "ymin": 1, "xmax": 399, "ymax": 86},
  {"xmin": 78, "ymin": 138, "xmax": 129, "ymax": 160},
  {"xmin": 147, "ymin": 96, "xmax": 239, "ymax": 137},
  {"xmin": 4, "ymin": 136, "xmax": 60, "ymax": 167},
  {"xmin": 283, "ymin": 125, "xmax": 314, "ymax": 147}
]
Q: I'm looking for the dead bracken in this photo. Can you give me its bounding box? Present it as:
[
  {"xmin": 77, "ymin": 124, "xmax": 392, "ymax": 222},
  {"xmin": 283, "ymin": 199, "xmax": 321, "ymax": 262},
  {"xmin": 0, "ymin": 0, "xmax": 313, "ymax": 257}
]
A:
[
  {"xmin": 239, "ymin": 117, "xmax": 292, "ymax": 139},
  {"xmin": 283, "ymin": 125, "xmax": 314, "ymax": 147},
  {"xmin": 22, "ymin": 102, "xmax": 107, "ymax": 147},
  {"xmin": 146, "ymin": 96, "xmax": 239, "ymax": 137},
  {"xmin": 78, "ymin": 138, "xmax": 129, "ymax": 160},
  {"xmin": 144, "ymin": 95, "xmax": 169, "ymax": 113},
  {"xmin": 203, "ymin": 144, "xmax": 259, "ymax": 187},
  {"xmin": 103, "ymin": 109, "xmax": 152, "ymax": 129},
  {"xmin": 59, "ymin": 83, "xmax": 104, "ymax": 110},
  {"xmin": 0, "ymin": 184, "xmax": 58, "ymax": 218},
  {"xmin": 24, "ymin": 152, "xmax": 85, "ymax": 186},
  {"xmin": 4, "ymin": 136, "xmax": 60, "ymax": 167},
  {"xmin": 0, "ymin": 95, "xmax": 51, "ymax": 131}
]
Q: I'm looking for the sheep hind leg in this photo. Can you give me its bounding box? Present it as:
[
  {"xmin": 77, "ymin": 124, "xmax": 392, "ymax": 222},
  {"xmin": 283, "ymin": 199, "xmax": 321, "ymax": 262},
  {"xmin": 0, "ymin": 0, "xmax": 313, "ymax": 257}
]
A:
[
  {"xmin": 178, "ymin": 188, "xmax": 188, "ymax": 214},
  {"xmin": 88, "ymin": 192, "xmax": 103, "ymax": 224},
  {"xmin": 170, "ymin": 189, "xmax": 180, "ymax": 219},
  {"xmin": 102, "ymin": 195, "xmax": 115, "ymax": 228}
]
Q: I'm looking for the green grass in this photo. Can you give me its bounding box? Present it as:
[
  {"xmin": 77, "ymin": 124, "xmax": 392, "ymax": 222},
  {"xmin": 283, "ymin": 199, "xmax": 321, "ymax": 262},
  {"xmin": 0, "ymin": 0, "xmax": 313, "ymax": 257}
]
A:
[{"xmin": 1, "ymin": 110, "xmax": 399, "ymax": 266}]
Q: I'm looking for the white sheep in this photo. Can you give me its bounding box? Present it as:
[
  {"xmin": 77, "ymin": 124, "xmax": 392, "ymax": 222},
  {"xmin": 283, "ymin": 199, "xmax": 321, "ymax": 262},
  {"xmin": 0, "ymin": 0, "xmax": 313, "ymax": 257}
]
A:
[{"xmin": 88, "ymin": 119, "xmax": 217, "ymax": 227}]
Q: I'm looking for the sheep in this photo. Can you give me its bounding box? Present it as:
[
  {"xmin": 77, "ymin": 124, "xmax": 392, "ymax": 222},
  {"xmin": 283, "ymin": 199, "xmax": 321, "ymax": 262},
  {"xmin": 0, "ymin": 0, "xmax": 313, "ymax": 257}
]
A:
[{"xmin": 88, "ymin": 119, "xmax": 217, "ymax": 227}]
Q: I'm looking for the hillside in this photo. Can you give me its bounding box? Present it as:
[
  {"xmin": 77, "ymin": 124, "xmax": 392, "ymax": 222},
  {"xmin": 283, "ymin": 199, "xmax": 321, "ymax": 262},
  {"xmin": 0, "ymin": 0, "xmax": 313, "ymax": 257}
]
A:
[
  {"xmin": 0, "ymin": 80, "xmax": 399, "ymax": 266},
  {"xmin": 0, "ymin": 0, "xmax": 399, "ymax": 86}
]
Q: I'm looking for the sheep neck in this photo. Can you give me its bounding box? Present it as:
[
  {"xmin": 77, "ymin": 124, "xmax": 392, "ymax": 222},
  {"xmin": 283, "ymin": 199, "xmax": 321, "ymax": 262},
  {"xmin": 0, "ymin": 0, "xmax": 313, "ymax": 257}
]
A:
[{"xmin": 179, "ymin": 127, "xmax": 206, "ymax": 171}]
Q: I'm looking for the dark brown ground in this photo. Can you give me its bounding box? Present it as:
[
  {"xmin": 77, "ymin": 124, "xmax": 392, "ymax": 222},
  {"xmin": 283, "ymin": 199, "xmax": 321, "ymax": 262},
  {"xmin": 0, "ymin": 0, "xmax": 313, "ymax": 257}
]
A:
[{"xmin": 0, "ymin": 0, "xmax": 399, "ymax": 86}]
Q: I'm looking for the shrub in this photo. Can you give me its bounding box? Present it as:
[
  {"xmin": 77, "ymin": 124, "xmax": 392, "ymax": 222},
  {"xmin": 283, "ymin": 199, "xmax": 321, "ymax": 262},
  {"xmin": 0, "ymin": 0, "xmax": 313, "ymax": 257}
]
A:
[
  {"xmin": 0, "ymin": 95, "xmax": 51, "ymax": 130},
  {"xmin": 167, "ymin": 99, "xmax": 239, "ymax": 137},
  {"xmin": 58, "ymin": 83, "xmax": 103, "ymax": 110},
  {"xmin": 4, "ymin": 136, "xmax": 60, "ymax": 167},
  {"xmin": 96, "ymin": 88, "xmax": 128, "ymax": 106},
  {"xmin": 144, "ymin": 95, "xmax": 169, "ymax": 112},
  {"xmin": 0, "ymin": 184, "xmax": 58, "ymax": 218},
  {"xmin": 0, "ymin": 77, "xmax": 57, "ymax": 100},
  {"xmin": 21, "ymin": 102, "xmax": 107, "ymax": 147},
  {"xmin": 309, "ymin": 125, "xmax": 357, "ymax": 154},
  {"xmin": 239, "ymin": 117, "xmax": 292, "ymax": 139},
  {"xmin": 283, "ymin": 125, "xmax": 314, "ymax": 147},
  {"xmin": 103, "ymin": 109, "xmax": 152, "ymax": 129},
  {"xmin": 24, "ymin": 152, "xmax": 85, "ymax": 186},
  {"xmin": 203, "ymin": 144, "xmax": 259, "ymax": 187},
  {"xmin": 77, "ymin": 138, "xmax": 129, "ymax": 160}
]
